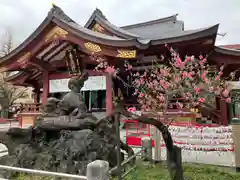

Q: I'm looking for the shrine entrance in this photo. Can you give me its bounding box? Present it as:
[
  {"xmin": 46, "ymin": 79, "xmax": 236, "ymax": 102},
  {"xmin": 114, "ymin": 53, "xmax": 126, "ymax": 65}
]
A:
[{"xmin": 48, "ymin": 74, "xmax": 107, "ymax": 112}]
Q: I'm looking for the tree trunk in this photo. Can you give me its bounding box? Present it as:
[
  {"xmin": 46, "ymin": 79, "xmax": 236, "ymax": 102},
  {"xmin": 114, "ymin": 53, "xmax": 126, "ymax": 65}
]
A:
[{"xmin": 120, "ymin": 110, "xmax": 184, "ymax": 180}]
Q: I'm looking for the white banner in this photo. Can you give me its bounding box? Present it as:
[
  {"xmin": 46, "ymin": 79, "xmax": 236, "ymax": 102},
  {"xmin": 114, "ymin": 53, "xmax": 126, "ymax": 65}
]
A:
[
  {"xmin": 49, "ymin": 76, "xmax": 106, "ymax": 93},
  {"xmin": 228, "ymin": 81, "xmax": 240, "ymax": 90}
]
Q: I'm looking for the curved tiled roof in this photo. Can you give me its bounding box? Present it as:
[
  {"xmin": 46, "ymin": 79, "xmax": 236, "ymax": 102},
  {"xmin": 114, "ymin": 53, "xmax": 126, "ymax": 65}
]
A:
[
  {"xmin": 151, "ymin": 24, "xmax": 219, "ymax": 45},
  {"xmin": 121, "ymin": 14, "xmax": 179, "ymax": 29},
  {"xmin": 84, "ymin": 8, "xmax": 139, "ymax": 39},
  {"xmin": 214, "ymin": 46, "xmax": 240, "ymax": 56},
  {"xmin": 219, "ymin": 44, "xmax": 240, "ymax": 50},
  {"xmin": 1, "ymin": 5, "xmax": 219, "ymax": 65},
  {"xmin": 0, "ymin": 5, "xmax": 146, "ymax": 64}
]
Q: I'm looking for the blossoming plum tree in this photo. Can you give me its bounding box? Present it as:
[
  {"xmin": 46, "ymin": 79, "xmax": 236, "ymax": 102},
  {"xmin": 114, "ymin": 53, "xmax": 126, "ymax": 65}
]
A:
[
  {"xmin": 96, "ymin": 45, "xmax": 232, "ymax": 113},
  {"xmin": 94, "ymin": 45, "xmax": 234, "ymax": 180}
]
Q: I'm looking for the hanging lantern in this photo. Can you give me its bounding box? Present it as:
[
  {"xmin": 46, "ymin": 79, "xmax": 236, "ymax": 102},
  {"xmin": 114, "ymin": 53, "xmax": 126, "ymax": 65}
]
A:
[{"xmin": 65, "ymin": 49, "xmax": 81, "ymax": 76}]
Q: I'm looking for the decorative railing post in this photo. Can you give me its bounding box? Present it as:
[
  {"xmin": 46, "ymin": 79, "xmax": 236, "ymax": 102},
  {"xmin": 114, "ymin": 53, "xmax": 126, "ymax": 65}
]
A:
[
  {"xmin": 232, "ymin": 118, "xmax": 240, "ymax": 172},
  {"xmin": 141, "ymin": 137, "xmax": 152, "ymax": 162},
  {"xmin": 151, "ymin": 125, "xmax": 161, "ymax": 163},
  {"xmin": 86, "ymin": 160, "xmax": 109, "ymax": 180}
]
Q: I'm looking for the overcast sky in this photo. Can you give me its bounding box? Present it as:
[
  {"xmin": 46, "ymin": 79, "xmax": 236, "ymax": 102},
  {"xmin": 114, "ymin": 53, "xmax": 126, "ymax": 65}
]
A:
[{"xmin": 0, "ymin": 0, "xmax": 239, "ymax": 47}]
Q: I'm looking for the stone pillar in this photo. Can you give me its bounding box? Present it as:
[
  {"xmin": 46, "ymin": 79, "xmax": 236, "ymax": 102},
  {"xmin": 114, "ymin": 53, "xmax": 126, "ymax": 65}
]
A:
[
  {"xmin": 87, "ymin": 160, "xmax": 109, "ymax": 180},
  {"xmin": 232, "ymin": 118, "xmax": 240, "ymax": 172},
  {"xmin": 151, "ymin": 126, "xmax": 161, "ymax": 163},
  {"xmin": 141, "ymin": 137, "xmax": 152, "ymax": 161}
]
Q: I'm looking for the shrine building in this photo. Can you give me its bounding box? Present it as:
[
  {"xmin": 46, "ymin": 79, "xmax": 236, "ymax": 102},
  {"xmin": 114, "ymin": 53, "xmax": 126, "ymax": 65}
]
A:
[{"xmin": 1, "ymin": 4, "xmax": 240, "ymax": 126}]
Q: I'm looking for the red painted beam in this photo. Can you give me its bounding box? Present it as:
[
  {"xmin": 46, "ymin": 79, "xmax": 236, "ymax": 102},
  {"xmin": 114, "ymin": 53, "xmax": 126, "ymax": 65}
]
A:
[{"xmin": 30, "ymin": 58, "xmax": 55, "ymax": 71}]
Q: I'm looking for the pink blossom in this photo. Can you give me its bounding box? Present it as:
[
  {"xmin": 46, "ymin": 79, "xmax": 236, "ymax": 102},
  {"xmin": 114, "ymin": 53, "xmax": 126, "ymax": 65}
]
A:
[
  {"xmin": 184, "ymin": 56, "xmax": 191, "ymax": 63},
  {"xmin": 182, "ymin": 71, "xmax": 188, "ymax": 78},
  {"xmin": 222, "ymin": 89, "xmax": 229, "ymax": 97},
  {"xmin": 174, "ymin": 56, "xmax": 185, "ymax": 68},
  {"xmin": 203, "ymin": 77, "xmax": 209, "ymax": 84},
  {"xmin": 176, "ymin": 102, "xmax": 183, "ymax": 109},
  {"xmin": 146, "ymin": 100, "xmax": 152, "ymax": 105},
  {"xmin": 189, "ymin": 71, "xmax": 195, "ymax": 76},
  {"xmin": 160, "ymin": 69, "xmax": 169, "ymax": 76},
  {"xmin": 147, "ymin": 82, "xmax": 153, "ymax": 88},
  {"xmin": 127, "ymin": 107, "xmax": 136, "ymax": 112},
  {"xmin": 95, "ymin": 46, "xmax": 231, "ymax": 112},
  {"xmin": 192, "ymin": 101, "xmax": 200, "ymax": 107},
  {"xmin": 188, "ymin": 73, "xmax": 193, "ymax": 80},
  {"xmin": 225, "ymin": 98, "xmax": 231, "ymax": 103},
  {"xmin": 201, "ymin": 71, "xmax": 208, "ymax": 80},
  {"xmin": 164, "ymin": 82, "xmax": 170, "ymax": 89},
  {"xmin": 139, "ymin": 78, "xmax": 145, "ymax": 85},
  {"xmin": 159, "ymin": 80, "xmax": 165, "ymax": 85},
  {"xmin": 141, "ymin": 105, "xmax": 147, "ymax": 111},
  {"xmin": 139, "ymin": 93, "xmax": 145, "ymax": 98},
  {"xmin": 218, "ymin": 71, "xmax": 223, "ymax": 76},
  {"xmin": 199, "ymin": 98, "xmax": 205, "ymax": 103},
  {"xmin": 209, "ymin": 86, "xmax": 214, "ymax": 92},
  {"xmin": 194, "ymin": 87, "xmax": 201, "ymax": 94},
  {"xmin": 134, "ymin": 79, "xmax": 141, "ymax": 86},
  {"xmin": 105, "ymin": 66, "xmax": 116, "ymax": 75},
  {"xmin": 135, "ymin": 72, "xmax": 140, "ymax": 76},
  {"xmin": 202, "ymin": 58, "xmax": 207, "ymax": 63},
  {"xmin": 220, "ymin": 65, "xmax": 224, "ymax": 71},
  {"xmin": 174, "ymin": 76, "xmax": 181, "ymax": 83},
  {"xmin": 158, "ymin": 95, "xmax": 165, "ymax": 102},
  {"xmin": 133, "ymin": 89, "xmax": 139, "ymax": 95}
]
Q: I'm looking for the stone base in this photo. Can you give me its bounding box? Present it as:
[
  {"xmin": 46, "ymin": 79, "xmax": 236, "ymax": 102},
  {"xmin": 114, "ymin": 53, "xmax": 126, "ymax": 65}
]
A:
[
  {"xmin": 152, "ymin": 160, "xmax": 162, "ymax": 164},
  {"xmin": 236, "ymin": 167, "xmax": 240, "ymax": 172}
]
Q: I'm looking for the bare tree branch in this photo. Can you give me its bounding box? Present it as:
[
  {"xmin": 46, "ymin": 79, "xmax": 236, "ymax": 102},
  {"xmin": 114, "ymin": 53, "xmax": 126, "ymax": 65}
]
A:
[
  {"xmin": 0, "ymin": 29, "xmax": 29, "ymax": 110},
  {"xmin": 0, "ymin": 28, "xmax": 13, "ymax": 57}
]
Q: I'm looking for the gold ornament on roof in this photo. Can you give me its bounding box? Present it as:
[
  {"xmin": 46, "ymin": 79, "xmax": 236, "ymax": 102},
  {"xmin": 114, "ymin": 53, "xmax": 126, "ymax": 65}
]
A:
[
  {"xmin": 45, "ymin": 26, "xmax": 68, "ymax": 42},
  {"xmin": 92, "ymin": 24, "xmax": 105, "ymax": 33},
  {"xmin": 84, "ymin": 42, "xmax": 102, "ymax": 53},
  {"xmin": 116, "ymin": 49, "xmax": 136, "ymax": 58}
]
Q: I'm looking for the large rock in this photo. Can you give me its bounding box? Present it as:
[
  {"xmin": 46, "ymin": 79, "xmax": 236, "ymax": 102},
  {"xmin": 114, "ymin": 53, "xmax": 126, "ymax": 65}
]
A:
[{"xmin": 0, "ymin": 116, "xmax": 127, "ymax": 179}]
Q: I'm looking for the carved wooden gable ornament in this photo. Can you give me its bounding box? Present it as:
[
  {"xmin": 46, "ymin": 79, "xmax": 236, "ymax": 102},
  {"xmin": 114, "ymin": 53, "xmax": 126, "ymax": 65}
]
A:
[
  {"xmin": 84, "ymin": 42, "xmax": 102, "ymax": 53},
  {"xmin": 44, "ymin": 26, "xmax": 68, "ymax": 42},
  {"xmin": 116, "ymin": 49, "xmax": 136, "ymax": 58}
]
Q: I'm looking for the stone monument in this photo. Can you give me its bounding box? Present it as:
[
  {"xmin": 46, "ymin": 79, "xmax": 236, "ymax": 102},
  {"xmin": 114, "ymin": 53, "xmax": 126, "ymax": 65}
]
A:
[{"xmin": 0, "ymin": 72, "xmax": 134, "ymax": 179}]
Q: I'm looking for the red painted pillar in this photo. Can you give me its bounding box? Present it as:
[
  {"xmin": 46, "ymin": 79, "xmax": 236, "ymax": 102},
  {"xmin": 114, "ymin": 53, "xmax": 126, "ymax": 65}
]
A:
[
  {"xmin": 220, "ymin": 99, "xmax": 228, "ymax": 126},
  {"xmin": 106, "ymin": 74, "xmax": 113, "ymax": 114},
  {"xmin": 42, "ymin": 71, "xmax": 49, "ymax": 104}
]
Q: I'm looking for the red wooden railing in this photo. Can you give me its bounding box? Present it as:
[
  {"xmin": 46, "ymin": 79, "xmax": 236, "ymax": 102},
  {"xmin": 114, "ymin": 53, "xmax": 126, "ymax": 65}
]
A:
[{"xmin": 11, "ymin": 103, "xmax": 41, "ymax": 113}]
